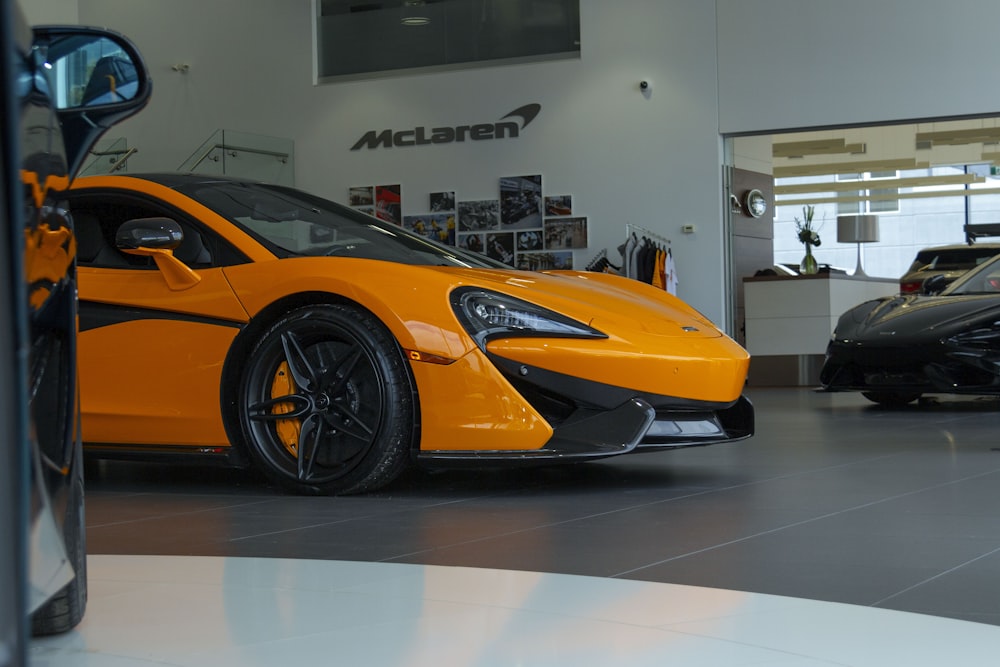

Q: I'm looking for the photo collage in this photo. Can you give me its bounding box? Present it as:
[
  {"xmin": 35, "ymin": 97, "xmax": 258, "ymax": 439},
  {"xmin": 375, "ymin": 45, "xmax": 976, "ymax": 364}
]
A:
[{"xmin": 348, "ymin": 175, "xmax": 588, "ymax": 270}]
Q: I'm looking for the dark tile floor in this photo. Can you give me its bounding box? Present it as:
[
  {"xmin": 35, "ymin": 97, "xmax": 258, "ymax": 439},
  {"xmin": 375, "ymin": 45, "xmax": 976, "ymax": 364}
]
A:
[{"xmin": 82, "ymin": 388, "xmax": 1000, "ymax": 626}]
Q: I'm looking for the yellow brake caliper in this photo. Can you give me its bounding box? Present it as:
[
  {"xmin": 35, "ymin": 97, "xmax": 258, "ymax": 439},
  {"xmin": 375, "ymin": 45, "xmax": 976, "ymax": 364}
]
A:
[{"xmin": 270, "ymin": 361, "xmax": 301, "ymax": 457}]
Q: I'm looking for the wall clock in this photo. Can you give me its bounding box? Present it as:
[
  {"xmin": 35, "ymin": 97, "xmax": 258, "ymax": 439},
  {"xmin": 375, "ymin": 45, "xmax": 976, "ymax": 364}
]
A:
[{"xmin": 744, "ymin": 188, "xmax": 767, "ymax": 218}]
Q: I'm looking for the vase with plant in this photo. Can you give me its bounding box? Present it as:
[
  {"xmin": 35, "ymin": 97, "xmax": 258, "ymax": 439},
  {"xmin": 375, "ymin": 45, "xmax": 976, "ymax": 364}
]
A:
[{"xmin": 795, "ymin": 205, "xmax": 822, "ymax": 275}]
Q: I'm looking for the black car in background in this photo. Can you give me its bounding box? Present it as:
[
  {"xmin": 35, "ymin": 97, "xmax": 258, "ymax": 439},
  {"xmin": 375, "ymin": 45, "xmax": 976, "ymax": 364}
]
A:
[
  {"xmin": 898, "ymin": 243, "xmax": 1000, "ymax": 294},
  {"xmin": 0, "ymin": 3, "xmax": 150, "ymax": 663},
  {"xmin": 821, "ymin": 252, "xmax": 1000, "ymax": 406}
]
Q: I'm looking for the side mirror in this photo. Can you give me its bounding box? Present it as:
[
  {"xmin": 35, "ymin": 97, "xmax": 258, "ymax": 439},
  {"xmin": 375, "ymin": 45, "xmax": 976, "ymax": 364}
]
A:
[
  {"xmin": 31, "ymin": 25, "xmax": 152, "ymax": 177},
  {"xmin": 921, "ymin": 274, "xmax": 948, "ymax": 295},
  {"xmin": 116, "ymin": 218, "xmax": 183, "ymax": 251},
  {"xmin": 116, "ymin": 218, "xmax": 200, "ymax": 291}
]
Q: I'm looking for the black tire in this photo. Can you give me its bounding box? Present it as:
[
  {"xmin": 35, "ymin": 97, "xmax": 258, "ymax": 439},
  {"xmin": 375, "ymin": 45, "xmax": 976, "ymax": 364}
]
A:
[
  {"xmin": 237, "ymin": 304, "xmax": 417, "ymax": 494},
  {"xmin": 862, "ymin": 391, "xmax": 922, "ymax": 407},
  {"xmin": 30, "ymin": 463, "xmax": 86, "ymax": 636}
]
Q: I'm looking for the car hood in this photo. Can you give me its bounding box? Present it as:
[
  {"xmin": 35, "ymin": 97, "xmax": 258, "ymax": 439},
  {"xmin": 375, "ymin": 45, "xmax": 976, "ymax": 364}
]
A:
[
  {"xmin": 837, "ymin": 292, "xmax": 1000, "ymax": 340},
  {"xmin": 224, "ymin": 257, "xmax": 737, "ymax": 370},
  {"xmin": 438, "ymin": 267, "xmax": 726, "ymax": 340}
]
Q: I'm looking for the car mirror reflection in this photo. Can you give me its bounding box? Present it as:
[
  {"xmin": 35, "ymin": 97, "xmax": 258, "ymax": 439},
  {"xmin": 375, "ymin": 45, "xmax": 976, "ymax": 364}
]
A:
[{"xmin": 42, "ymin": 35, "xmax": 140, "ymax": 109}]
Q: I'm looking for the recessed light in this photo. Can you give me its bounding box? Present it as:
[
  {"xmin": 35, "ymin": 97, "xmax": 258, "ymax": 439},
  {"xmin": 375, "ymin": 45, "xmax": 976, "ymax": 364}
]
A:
[{"xmin": 401, "ymin": 0, "xmax": 430, "ymax": 25}]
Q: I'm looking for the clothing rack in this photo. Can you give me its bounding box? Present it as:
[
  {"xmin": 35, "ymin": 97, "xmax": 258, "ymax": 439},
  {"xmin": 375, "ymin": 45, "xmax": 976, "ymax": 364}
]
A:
[
  {"xmin": 585, "ymin": 248, "xmax": 607, "ymax": 271},
  {"xmin": 625, "ymin": 222, "xmax": 670, "ymax": 248},
  {"xmin": 622, "ymin": 223, "xmax": 677, "ymax": 295}
]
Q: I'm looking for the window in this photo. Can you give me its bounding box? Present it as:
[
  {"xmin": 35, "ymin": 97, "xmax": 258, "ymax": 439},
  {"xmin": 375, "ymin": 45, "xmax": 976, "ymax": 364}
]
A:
[
  {"xmin": 836, "ymin": 170, "xmax": 900, "ymax": 215},
  {"xmin": 70, "ymin": 193, "xmax": 249, "ymax": 269},
  {"xmin": 315, "ymin": 0, "xmax": 581, "ymax": 81}
]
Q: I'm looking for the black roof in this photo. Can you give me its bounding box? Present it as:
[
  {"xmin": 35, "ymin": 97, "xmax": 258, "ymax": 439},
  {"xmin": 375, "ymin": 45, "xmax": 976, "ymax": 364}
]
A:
[{"xmin": 122, "ymin": 172, "xmax": 262, "ymax": 190}]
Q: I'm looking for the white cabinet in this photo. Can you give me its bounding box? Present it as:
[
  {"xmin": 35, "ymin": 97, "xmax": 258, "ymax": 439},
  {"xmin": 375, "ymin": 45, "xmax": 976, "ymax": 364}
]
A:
[{"xmin": 742, "ymin": 274, "xmax": 898, "ymax": 384}]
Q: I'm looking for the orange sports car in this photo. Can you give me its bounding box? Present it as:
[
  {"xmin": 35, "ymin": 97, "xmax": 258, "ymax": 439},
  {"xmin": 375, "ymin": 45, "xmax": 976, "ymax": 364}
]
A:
[{"xmin": 70, "ymin": 174, "xmax": 753, "ymax": 494}]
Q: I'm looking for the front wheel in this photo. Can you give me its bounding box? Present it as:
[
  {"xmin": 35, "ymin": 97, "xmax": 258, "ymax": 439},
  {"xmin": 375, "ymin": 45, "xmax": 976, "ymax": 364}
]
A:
[
  {"xmin": 238, "ymin": 304, "xmax": 417, "ymax": 495},
  {"xmin": 862, "ymin": 391, "xmax": 922, "ymax": 407}
]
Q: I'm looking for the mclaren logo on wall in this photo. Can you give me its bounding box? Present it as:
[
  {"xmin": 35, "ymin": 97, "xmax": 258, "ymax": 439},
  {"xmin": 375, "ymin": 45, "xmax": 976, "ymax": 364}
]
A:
[{"xmin": 350, "ymin": 103, "xmax": 541, "ymax": 151}]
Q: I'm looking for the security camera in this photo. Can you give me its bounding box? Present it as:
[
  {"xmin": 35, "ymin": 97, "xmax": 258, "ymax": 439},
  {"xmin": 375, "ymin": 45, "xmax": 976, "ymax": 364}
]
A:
[{"xmin": 639, "ymin": 80, "xmax": 649, "ymax": 91}]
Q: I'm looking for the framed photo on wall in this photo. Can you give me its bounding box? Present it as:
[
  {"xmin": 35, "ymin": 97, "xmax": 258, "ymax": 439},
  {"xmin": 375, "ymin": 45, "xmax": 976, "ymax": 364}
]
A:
[
  {"xmin": 500, "ymin": 174, "xmax": 542, "ymax": 229},
  {"xmin": 458, "ymin": 200, "xmax": 500, "ymax": 231},
  {"xmin": 544, "ymin": 195, "xmax": 572, "ymax": 217},
  {"xmin": 374, "ymin": 184, "xmax": 402, "ymax": 225},
  {"xmin": 543, "ymin": 216, "xmax": 588, "ymax": 250},
  {"xmin": 349, "ymin": 185, "xmax": 374, "ymax": 206}
]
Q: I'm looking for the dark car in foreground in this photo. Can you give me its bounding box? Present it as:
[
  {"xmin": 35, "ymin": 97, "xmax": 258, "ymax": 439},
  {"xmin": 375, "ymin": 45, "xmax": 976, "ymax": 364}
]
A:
[
  {"xmin": 1, "ymin": 5, "xmax": 150, "ymax": 662},
  {"xmin": 821, "ymin": 252, "xmax": 1000, "ymax": 405}
]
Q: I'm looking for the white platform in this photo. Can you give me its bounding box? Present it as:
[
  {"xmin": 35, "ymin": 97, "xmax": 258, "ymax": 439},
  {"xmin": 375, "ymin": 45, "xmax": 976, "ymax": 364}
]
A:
[{"xmin": 30, "ymin": 555, "xmax": 1000, "ymax": 666}]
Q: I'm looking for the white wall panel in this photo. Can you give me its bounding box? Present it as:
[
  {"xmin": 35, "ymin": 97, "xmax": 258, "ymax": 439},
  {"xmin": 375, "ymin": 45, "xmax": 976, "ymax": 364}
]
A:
[
  {"xmin": 22, "ymin": 0, "xmax": 77, "ymax": 24},
  {"xmin": 30, "ymin": 1, "xmax": 1000, "ymax": 329},
  {"xmin": 717, "ymin": 0, "xmax": 1000, "ymax": 135},
  {"xmin": 76, "ymin": 0, "xmax": 731, "ymax": 325}
]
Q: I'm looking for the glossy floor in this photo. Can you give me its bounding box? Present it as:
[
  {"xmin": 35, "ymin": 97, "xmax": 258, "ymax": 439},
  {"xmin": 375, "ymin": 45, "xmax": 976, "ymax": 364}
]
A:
[
  {"xmin": 31, "ymin": 554, "xmax": 1000, "ymax": 666},
  {"xmin": 30, "ymin": 388, "xmax": 1000, "ymax": 665}
]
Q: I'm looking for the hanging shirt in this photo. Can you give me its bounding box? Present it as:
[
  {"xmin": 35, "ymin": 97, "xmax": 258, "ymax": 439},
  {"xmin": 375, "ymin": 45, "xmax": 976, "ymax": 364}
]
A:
[
  {"xmin": 652, "ymin": 247, "xmax": 666, "ymax": 290},
  {"xmin": 623, "ymin": 233, "xmax": 638, "ymax": 280},
  {"xmin": 665, "ymin": 249, "xmax": 678, "ymax": 295}
]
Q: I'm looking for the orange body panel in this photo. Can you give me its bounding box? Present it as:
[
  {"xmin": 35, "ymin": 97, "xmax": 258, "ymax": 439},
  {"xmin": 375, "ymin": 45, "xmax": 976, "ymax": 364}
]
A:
[
  {"xmin": 80, "ymin": 265, "xmax": 249, "ymax": 321},
  {"xmin": 221, "ymin": 258, "xmax": 475, "ymax": 360},
  {"xmin": 78, "ymin": 266, "xmax": 247, "ymax": 446},
  {"xmin": 78, "ymin": 318, "xmax": 237, "ymax": 446},
  {"xmin": 409, "ymin": 347, "xmax": 552, "ymax": 451},
  {"xmin": 487, "ymin": 336, "xmax": 749, "ymax": 404}
]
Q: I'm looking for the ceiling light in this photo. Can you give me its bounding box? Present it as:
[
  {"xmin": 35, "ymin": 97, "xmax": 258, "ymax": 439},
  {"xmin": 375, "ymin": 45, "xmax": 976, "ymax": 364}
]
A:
[{"xmin": 401, "ymin": 0, "xmax": 430, "ymax": 25}]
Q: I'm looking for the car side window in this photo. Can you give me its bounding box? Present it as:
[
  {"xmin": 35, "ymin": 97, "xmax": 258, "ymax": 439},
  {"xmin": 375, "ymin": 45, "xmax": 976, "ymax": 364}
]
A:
[
  {"xmin": 72, "ymin": 194, "xmax": 249, "ymax": 269},
  {"xmin": 74, "ymin": 208, "xmax": 148, "ymax": 268}
]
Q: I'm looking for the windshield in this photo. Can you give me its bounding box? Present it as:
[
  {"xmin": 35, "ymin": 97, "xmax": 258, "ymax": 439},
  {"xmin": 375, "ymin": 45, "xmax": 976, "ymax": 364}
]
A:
[
  {"xmin": 180, "ymin": 181, "xmax": 510, "ymax": 269},
  {"xmin": 941, "ymin": 253, "xmax": 1000, "ymax": 295},
  {"xmin": 909, "ymin": 247, "xmax": 1000, "ymax": 272}
]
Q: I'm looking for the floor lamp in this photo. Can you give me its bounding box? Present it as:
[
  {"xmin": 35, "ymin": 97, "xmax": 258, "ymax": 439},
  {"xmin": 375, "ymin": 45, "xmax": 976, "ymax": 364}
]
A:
[{"xmin": 837, "ymin": 214, "xmax": 879, "ymax": 276}]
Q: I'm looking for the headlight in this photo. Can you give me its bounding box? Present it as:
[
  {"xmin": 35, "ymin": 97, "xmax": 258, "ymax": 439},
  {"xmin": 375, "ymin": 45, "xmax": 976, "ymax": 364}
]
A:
[{"xmin": 451, "ymin": 287, "xmax": 606, "ymax": 349}]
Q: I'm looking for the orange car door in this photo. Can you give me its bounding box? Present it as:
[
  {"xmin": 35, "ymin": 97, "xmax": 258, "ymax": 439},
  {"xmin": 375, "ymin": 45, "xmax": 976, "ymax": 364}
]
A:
[{"xmin": 78, "ymin": 263, "xmax": 249, "ymax": 449}]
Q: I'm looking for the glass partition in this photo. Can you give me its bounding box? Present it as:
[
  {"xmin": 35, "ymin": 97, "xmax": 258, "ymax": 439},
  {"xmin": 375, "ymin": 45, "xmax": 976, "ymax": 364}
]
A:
[
  {"xmin": 79, "ymin": 137, "xmax": 135, "ymax": 176},
  {"xmin": 178, "ymin": 129, "xmax": 294, "ymax": 185}
]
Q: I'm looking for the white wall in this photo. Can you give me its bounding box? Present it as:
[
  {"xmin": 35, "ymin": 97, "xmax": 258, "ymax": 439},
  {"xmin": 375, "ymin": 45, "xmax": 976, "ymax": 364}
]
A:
[
  {"xmin": 717, "ymin": 0, "xmax": 1000, "ymax": 134},
  {"xmin": 39, "ymin": 1, "xmax": 1000, "ymax": 328},
  {"xmin": 21, "ymin": 0, "xmax": 77, "ymax": 24},
  {"xmin": 66, "ymin": 0, "xmax": 730, "ymax": 325}
]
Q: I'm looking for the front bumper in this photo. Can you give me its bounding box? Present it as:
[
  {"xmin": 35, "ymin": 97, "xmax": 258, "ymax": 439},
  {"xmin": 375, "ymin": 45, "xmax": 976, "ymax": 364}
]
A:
[
  {"xmin": 821, "ymin": 340, "xmax": 1000, "ymax": 394},
  {"xmin": 417, "ymin": 354, "xmax": 754, "ymax": 463}
]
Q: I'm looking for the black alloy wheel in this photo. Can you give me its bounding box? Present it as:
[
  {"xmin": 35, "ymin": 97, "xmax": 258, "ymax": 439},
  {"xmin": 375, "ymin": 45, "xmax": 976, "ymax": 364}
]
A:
[{"xmin": 238, "ymin": 304, "xmax": 416, "ymax": 494}]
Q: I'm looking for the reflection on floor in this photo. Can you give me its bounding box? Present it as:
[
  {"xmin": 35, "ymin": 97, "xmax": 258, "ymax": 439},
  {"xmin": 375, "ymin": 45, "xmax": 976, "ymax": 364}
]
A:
[
  {"xmin": 27, "ymin": 388, "xmax": 1000, "ymax": 664},
  {"xmin": 31, "ymin": 554, "xmax": 1000, "ymax": 666}
]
